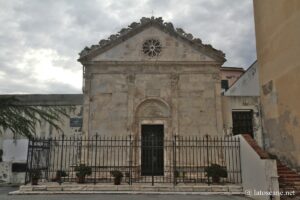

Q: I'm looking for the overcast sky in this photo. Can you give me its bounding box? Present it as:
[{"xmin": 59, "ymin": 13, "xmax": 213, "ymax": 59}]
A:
[{"xmin": 0, "ymin": 0, "xmax": 256, "ymax": 94}]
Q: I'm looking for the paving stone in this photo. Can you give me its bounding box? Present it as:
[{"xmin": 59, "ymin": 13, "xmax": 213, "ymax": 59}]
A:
[
  {"xmin": 19, "ymin": 185, "xmax": 32, "ymax": 191},
  {"xmin": 47, "ymin": 186, "xmax": 63, "ymax": 191},
  {"xmin": 32, "ymin": 185, "xmax": 47, "ymax": 191}
]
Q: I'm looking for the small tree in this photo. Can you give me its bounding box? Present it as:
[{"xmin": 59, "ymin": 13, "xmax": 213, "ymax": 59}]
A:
[{"xmin": 0, "ymin": 96, "xmax": 73, "ymax": 138}]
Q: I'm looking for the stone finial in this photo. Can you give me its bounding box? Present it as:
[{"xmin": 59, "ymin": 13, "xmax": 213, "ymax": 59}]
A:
[
  {"xmin": 108, "ymin": 34, "xmax": 119, "ymax": 41},
  {"xmin": 154, "ymin": 17, "xmax": 164, "ymax": 24},
  {"xmin": 205, "ymin": 44, "xmax": 213, "ymax": 48},
  {"xmin": 90, "ymin": 45, "xmax": 99, "ymax": 50},
  {"xmin": 128, "ymin": 22, "xmax": 140, "ymax": 29},
  {"xmin": 176, "ymin": 28, "xmax": 185, "ymax": 35},
  {"xmin": 164, "ymin": 22, "xmax": 174, "ymax": 30},
  {"xmin": 140, "ymin": 17, "xmax": 151, "ymax": 24},
  {"xmin": 118, "ymin": 28, "xmax": 130, "ymax": 35},
  {"xmin": 193, "ymin": 38, "xmax": 202, "ymax": 44},
  {"xmin": 185, "ymin": 33, "xmax": 193, "ymax": 40},
  {"xmin": 79, "ymin": 46, "xmax": 91, "ymax": 56},
  {"xmin": 99, "ymin": 39, "xmax": 109, "ymax": 46}
]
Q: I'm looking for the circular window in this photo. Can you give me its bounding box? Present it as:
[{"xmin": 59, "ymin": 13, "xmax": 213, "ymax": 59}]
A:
[{"xmin": 142, "ymin": 39, "xmax": 161, "ymax": 57}]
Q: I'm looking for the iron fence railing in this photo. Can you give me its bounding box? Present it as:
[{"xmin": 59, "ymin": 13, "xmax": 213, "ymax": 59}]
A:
[{"xmin": 25, "ymin": 135, "xmax": 241, "ymax": 185}]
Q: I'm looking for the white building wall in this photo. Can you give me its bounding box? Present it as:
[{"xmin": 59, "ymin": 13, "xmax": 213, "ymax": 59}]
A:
[{"xmin": 225, "ymin": 61, "xmax": 260, "ymax": 96}]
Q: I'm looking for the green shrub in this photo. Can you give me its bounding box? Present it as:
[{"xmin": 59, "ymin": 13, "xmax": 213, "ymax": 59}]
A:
[
  {"xmin": 205, "ymin": 164, "xmax": 227, "ymax": 183},
  {"xmin": 74, "ymin": 164, "xmax": 92, "ymax": 177}
]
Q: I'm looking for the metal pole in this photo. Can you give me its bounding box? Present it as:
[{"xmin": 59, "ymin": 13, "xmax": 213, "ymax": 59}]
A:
[
  {"xmin": 206, "ymin": 135, "xmax": 210, "ymax": 186},
  {"xmin": 24, "ymin": 138, "xmax": 31, "ymax": 185},
  {"xmin": 29, "ymin": 138, "xmax": 35, "ymax": 184},
  {"xmin": 129, "ymin": 135, "xmax": 133, "ymax": 185},
  {"xmin": 173, "ymin": 135, "xmax": 177, "ymax": 186},
  {"xmin": 59, "ymin": 134, "xmax": 64, "ymax": 185},
  {"xmin": 94, "ymin": 133, "xmax": 98, "ymax": 184}
]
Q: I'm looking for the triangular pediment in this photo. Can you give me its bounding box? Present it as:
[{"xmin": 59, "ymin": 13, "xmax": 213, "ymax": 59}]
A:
[{"xmin": 78, "ymin": 17, "xmax": 226, "ymax": 64}]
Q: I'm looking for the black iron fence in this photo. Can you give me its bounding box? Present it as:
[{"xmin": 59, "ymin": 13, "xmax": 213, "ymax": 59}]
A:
[{"xmin": 25, "ymin": 135, "xmax": 241, "ymax": 185}]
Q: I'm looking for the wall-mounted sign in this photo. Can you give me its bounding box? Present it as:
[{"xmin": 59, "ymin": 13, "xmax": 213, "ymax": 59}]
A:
[{"xmin": 70, "ymin": 117, "xmax": 82, "ymax": 127}]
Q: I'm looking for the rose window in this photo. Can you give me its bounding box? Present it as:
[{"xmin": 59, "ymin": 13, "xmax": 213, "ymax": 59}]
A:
[{"xmin": 142, "ymin": 39, "xmax": 161, "ymax": 57}]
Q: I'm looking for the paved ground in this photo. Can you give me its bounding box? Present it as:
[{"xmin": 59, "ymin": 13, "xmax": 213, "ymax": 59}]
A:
[{"xmin": 0, "ymin": 187, "xmax": 253, "ymax": 200}]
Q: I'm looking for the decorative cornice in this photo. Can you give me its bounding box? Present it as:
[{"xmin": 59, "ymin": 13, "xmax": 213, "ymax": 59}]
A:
[{"xmin": 78, "ymin": 17, "xmax": 226, "ymax": 63}]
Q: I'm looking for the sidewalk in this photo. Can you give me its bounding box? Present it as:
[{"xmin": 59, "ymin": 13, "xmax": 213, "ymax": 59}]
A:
[{"xmin": 10, "ymin": 183, "xmax": 243, "ymax": 195}]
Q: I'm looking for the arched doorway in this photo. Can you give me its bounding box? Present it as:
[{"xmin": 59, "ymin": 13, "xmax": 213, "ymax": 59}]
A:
[{"xmin": 134, "ymin": 98, "xmax": 171, "ymax": 178}]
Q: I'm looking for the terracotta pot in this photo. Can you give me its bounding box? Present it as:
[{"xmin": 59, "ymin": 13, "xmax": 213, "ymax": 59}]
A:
[
  {"xmin": 114, "ymin": 177, "xmax": 122, "ymax": 185},
  {"xmin": 212, "ymin": 176, "xmax": 220, "ymax": 183},
  {"xmin": 77, "ymin": 176, "xmax": 85, "ymax": 184},
  {"xmin": 31, "ymin": 178, "xmax": 38, "ymax": 185}
]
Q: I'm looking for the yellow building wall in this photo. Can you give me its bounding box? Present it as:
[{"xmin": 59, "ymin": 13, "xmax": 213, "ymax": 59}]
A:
[{"xmin": 253, "ymin": 0, "xmax": 300, "ymax": 169}]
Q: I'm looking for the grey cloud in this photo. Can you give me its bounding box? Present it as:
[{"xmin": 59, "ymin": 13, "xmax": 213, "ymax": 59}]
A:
[{"xmin": 0, "ymin": 0, "xmax": 256, "ymax": 94}]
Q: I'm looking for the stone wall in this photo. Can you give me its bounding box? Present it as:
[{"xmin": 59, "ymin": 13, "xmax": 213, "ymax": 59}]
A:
[
  {"xmin": 83, "ymin": 63, "xmax": 223, "ymax": 138},
  {"xmin": 0, "ymin": 162, "xmax": 11, "ymax": 183}
]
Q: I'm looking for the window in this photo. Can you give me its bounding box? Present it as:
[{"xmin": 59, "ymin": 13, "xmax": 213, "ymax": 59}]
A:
[
  {"xmin": 221, "ymin": 80, "xmax": 229, "ymax": 91},
  {"xmin": 142, "ymin": 39, "xmax": 161, "ymax": 57},
  {"xmin": 232, "ymin": 110, "xmax": 253, "ymax": 137}
]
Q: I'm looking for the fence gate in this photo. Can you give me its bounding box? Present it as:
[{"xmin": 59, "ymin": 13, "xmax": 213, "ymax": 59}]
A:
[{"xmin": 25, "ymin": 138, "xmax": 51, "ymax": 184}]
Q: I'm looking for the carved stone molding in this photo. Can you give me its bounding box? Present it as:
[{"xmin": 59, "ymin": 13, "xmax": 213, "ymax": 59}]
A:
[
  {"xmin": 136, "ymin": 99, "xmax": 170, "ymax": 118},
  {"xmin": 212, "ymin": 73, "xmax": 220, "ymax": 81},
  {"xmin": 127, "ymin": 74, "xmax": 135, "ymax": 83},
  {"xmin": 170, "ymin": 73, "xmax": 179, "ymax": 87}
]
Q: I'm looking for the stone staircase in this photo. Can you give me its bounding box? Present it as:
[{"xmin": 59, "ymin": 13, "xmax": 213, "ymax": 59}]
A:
[
  {"xmin": 277, "ymin": 161, "xmax": 300, "ymax": 196},
  {"xmin": 242, "ymin": 134, "xmax": 300, "ymax": 198}
]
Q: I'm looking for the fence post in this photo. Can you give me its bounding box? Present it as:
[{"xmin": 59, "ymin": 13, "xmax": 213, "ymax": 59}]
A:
[
  {"xmin": 45, "ymin": 138, "xmax": 51, "ymax": 182},
  {"xmin": 29, "ymin": 138, "xmax": 35, "ymax": 184},
  {"xmin": 94, "ymin": 133, "xmax": 98, "ymax": 185},
  {"xmin": 59, "ymin": 134, "xmax": 65, "ymax": 185},
  {"xmin": 25, "ymin": 138, "xmax": 32, "ymax": 185},
  {"xmin": 238, "ymin": 137, "xmax": 242, "ymax": 184},
  {"xmin": 205, "ymin": 135, "xmax": 210, "ymax": 186},
  {"xmin": 173, "ymin": 135, "xmax": 177, "ymax": 186},
  {"xmin": 129, "ymin": 135, "xmax": 133, "ymax": 185}
]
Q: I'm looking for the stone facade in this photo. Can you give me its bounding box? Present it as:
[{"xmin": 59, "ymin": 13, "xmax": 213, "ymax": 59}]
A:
[{"xmin": 79, "ymin": 17, "xmax": 226, "ymax": 138}]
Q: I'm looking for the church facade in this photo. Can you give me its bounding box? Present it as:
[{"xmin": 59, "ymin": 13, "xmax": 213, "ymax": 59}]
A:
[{"xmin": 78, "ymin": 17, "xmax": 226, "ymax": 139}]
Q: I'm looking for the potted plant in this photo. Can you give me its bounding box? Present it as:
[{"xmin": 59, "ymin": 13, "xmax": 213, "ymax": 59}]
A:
[
  {"xmin": 174, "ymin": 170, "xmax": 186, "ymax": 178},
  {"xmin": 74, "ymin": 164, "xmax": 92, "ymax": 183},
  {"xmin": 110, "ymin": 170, "xmax": 123, "ymax": 185},
  {"xmin": 205, "ymin": 164, "xmax": 228, "ymax": 183},
  {"xmin": 31, "ymin": 169, "xmax": 42, "ymax": 185},
  {"xmin": 52, "ymin": 170, "xmax": 68, "ymax": 183}
]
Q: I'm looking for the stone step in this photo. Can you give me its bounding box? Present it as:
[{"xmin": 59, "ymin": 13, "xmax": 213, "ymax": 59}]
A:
[
  {"xmin": 278, "ymin": 170, "xmax": 297, "ymax": 174},
  {"xmin": 278, "ymin": 173, "xmax": 300, "ymax": 178},
  {"xmin": 18, "ymin": 184, "xmax": 243, "ymax": 193},
  {"xmin": 276, "ymin": 159, "xmax": 300, "ymax": 196},
  {"xmin": 280, "ymin": 180, "xmax": 300, "ymax": 185},
  {"xmin": 280, "ymin": 181, "xmax": 300, "ymax": 187}
]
